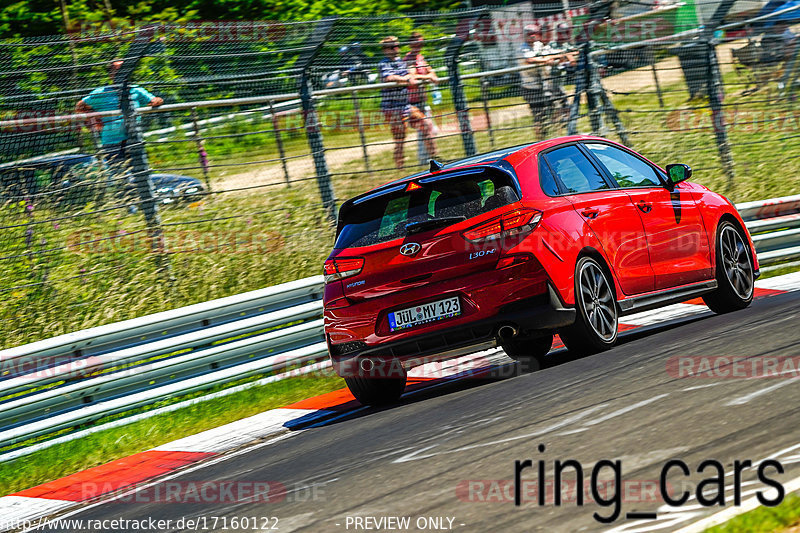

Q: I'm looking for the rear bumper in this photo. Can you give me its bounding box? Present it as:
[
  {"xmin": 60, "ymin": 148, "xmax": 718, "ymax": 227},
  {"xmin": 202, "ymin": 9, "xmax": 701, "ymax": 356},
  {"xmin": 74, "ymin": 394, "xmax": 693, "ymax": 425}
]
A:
[{"xmin": 329, "ymin": 284, "xmax": 575, "ymax": 377}]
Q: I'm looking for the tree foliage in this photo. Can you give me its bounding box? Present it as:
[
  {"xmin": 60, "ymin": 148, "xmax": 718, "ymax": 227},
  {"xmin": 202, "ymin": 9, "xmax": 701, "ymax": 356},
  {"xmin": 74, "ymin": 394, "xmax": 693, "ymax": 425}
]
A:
[{"xmin": 0, "ymin": 0, "xmax": 464, "ymax": 39}]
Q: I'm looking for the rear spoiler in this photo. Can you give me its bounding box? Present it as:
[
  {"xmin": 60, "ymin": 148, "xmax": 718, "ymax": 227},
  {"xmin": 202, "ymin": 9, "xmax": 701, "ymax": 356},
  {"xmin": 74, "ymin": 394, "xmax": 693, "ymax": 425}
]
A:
[{"xmin": 336, "ymin": 163, "xmax": 522, "ymax": 237}]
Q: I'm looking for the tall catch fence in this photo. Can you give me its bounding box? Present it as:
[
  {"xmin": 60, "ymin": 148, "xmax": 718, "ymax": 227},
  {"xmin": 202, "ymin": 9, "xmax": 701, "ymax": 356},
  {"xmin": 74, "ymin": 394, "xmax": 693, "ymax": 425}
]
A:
[{"xmin": 0, "ymin": 0, "xmax": 798, "ymax": 347}]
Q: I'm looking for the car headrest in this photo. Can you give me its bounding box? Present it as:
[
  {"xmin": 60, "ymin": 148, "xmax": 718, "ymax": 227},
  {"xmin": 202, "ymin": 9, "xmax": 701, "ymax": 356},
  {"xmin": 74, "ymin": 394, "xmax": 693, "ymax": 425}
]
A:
[
  {"xmin": 434, "ymin": 182, "xmax": 483, "ymax": 218},
  {"xmin": 483, "ymin": 185, "xmax": 517, "ymax": 212}
]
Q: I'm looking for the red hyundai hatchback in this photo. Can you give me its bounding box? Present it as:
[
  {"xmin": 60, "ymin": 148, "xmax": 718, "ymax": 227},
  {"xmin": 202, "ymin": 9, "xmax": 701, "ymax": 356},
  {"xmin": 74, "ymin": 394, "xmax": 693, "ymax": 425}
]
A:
[{"xmin": 323, "ymin": 136, "xmax": 758, "ymax": 405}]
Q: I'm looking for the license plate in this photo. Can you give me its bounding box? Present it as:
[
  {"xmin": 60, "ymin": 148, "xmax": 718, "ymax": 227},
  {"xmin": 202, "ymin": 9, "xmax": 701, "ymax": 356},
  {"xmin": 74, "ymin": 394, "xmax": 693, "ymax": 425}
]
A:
[{"xmin": 388, "ymin": 296, "xmax": 461, "ymax": 332}]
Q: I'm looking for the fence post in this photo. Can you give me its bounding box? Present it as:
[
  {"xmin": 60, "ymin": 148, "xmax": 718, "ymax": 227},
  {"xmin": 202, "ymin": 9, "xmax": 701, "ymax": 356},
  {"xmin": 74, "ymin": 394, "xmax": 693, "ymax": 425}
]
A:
[
  {"xmin": 298, "ymin": 18, "xmax": 337, "ymax": 222},
  {"xmin": 120, "ymin": 88, "xmax": 165, "ymax": 257},
  {"xmin": 190, "ymin": 107, "xmax": 212, "ymax": 193},
  {"xmin": 566, "ymin": 51, "xmax": 583, "ymax": 136},
  {"xmin": 704, "ymin": 38, "xmax": 735, "ymax": 190},
  {"xmin": 567, "ymin": 41, "xmax": 630, "ymax": 144},
  {"xmin": 650, "ymin": 46, "xmax": 665, "ymax": 108},
  {"xmin": 585, "ymin": 44, "xmax": 606, "ymax": 135},
  {"xmin": 267, "ymin": 100, "xmax": 291, "ymax": 187},
  {"xmin": 446, "ymin": 14, "xmax": 481, "ymax": 158},
  {"xmin": 480, "ymin": 76, "xmax": 495, "ymax": 149},
  {"xmin": 567, "ymin": 42, "xmax": 605, "ymax": 135},
  {"xmin": 351, "ymin": 91, "xmax": 371, "ymax": 172},
  {"xmin": 299, "ymin": 80, "xmax": 336, "ymax": 222},
  {"xmin": 117, "ymin": 30, "xmax": 168, "ymax": 268},
  {"xmin": 779, "ymin": 42, "xmax": 799, "ymax": 97}
]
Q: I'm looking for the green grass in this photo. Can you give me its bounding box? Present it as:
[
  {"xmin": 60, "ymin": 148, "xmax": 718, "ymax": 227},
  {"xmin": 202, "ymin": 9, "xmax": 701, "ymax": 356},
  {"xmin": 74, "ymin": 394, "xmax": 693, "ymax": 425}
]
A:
[
  {"xmin": 0, "ymin": 372, "xmax": 345, "ymax": 496},
  {"xmin": 704, "ymin": 493, "xmax": 800, "ymax": 533},
  {"xmin": 603, "ymin": 68, "xmax": 800, "ymax": 203},
  {"xmin": 760, "ymin": 262, "xmax": 800, "ymax": 279},
  {"xmin": 0, "ymin": 185, "xmax": 337, "ymax": 346}
]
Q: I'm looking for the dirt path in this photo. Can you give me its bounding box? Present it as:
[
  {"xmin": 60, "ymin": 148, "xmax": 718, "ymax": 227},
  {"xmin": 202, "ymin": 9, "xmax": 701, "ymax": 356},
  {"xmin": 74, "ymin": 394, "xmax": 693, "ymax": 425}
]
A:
[
  {"xmin": 601, "ymin": 41, "xmax": 741, "ymax": 94},
  {"xmin": 213, "ymin": 40, "xmax": 748, "ymax": 194}
]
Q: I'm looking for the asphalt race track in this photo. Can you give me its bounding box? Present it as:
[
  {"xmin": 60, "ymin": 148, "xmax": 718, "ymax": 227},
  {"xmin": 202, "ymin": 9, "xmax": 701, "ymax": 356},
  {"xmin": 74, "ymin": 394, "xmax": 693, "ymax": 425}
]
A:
[{"xmin": 36, "ymin": 290, "xmax": 800, "ymax": 532}]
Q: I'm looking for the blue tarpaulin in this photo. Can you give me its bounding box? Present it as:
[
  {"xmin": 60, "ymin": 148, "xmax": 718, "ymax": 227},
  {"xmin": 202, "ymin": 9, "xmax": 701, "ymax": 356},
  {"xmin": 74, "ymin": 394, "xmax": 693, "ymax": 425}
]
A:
[{"xmin": 756, "ymin": 0, "xmax": 800, "ymax": 28}]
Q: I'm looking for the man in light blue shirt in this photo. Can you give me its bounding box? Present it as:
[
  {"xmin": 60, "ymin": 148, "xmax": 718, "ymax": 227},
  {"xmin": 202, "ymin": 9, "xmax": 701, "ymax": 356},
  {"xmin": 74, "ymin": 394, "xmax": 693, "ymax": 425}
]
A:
[{"xmin": 76, "ymin": 60, "xmax": 163, "ymax": 168}]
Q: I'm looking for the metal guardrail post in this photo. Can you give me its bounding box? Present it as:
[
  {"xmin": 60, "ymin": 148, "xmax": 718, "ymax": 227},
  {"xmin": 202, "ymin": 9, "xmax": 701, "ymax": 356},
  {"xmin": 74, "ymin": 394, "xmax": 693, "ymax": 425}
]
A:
[
  {"xmin": 267, "ymin": 100, "xmax": 291, "ymax": 187},
  {"xmin": 705, "ymin": 38, "xmax": 735, "ymax": 191},
  {"xmin": 298, "ymin": 18, "xmax": 338, "ymax": 223}
]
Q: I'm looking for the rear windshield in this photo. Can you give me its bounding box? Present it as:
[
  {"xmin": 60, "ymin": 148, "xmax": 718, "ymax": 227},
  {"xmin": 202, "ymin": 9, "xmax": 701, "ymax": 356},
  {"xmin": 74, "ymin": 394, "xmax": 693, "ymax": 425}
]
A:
[{"xmin": 335, "ymin": 169, "xmax": 519, "ymax": 249}]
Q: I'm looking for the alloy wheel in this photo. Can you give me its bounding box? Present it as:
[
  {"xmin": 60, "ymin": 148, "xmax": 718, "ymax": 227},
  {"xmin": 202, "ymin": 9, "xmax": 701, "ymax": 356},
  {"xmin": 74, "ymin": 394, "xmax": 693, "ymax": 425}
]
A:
[
  {"xmin": 720, "ymin": 225, "xmax": 754, "ymax": 300},
  {"xmin": 577, "ymin": 261, "xmax": 618, "ymax": 342}
]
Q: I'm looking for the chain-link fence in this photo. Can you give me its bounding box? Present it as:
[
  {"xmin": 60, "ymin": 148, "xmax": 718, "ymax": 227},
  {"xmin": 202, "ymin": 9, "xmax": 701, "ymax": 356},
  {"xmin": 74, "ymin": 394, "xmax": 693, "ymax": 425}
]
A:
[{"xmin": 1, "ymin": 0, "xmax": 799, "ymax": 347}]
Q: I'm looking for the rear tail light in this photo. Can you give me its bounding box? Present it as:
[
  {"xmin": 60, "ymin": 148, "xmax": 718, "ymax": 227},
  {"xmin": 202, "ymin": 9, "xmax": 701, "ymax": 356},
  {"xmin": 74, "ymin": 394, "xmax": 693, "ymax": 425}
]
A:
[
  {"xmin": 462, "ymin": 208, "xmax": 542, "ymax": 242},
  {"xmin": 324, "ymin": 257, "xmax": 364, "ymax": 284}
]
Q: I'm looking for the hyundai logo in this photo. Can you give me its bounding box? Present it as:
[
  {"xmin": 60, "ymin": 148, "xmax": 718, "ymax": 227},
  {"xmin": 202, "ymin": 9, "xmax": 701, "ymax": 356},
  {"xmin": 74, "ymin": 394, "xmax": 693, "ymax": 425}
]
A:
[{"xmin": 399, "ymin": 242, "xmax": 421, "ymax": 257}]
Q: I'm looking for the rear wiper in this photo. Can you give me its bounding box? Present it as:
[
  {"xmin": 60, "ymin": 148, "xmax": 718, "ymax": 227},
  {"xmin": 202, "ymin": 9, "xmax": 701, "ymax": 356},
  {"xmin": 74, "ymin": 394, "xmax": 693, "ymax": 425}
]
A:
[{"xmin": 405, "ymin": 216, "xmax": 466, "ymax": 235}]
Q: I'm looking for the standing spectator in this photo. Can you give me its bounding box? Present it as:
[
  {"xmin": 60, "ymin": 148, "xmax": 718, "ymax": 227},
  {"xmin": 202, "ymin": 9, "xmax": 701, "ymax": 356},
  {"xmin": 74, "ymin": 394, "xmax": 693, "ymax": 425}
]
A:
[
  {"xmin": 325, "ymin": 43, "xmax": 370, "ymax": 88},
  {"xmin": 404, "ymin": 31, "xmax": 439, "ymax": 163},
  {"xmin": 75, "ymin": 60, "xmax": 163, "ymax": 171},
  {"xmin": 547, "ymin": 22, "xmax": 579, "ymax": 128},
  {"xmin": 777, "ymin": 22, "xmax": 799, "ymax": 91},
  {"xmin": 378, "ymin": 35, "xmax": 437, "ymax": 169},
  {"xmin": 518, "ymin": 24, "xmax": 559, "ymax": 140},
  {"xmin": 776, "ymin": 22, "xmax": 798, "ymax": 60}
]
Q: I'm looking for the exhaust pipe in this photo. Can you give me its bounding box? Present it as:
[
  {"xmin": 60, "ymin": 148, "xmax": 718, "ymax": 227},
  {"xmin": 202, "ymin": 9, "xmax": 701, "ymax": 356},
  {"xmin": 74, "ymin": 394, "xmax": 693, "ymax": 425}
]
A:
[
  {"xmin": 359, "ymin": 358, "xmax": 375, "ymax": 372},
  {"xmin": 497, "ymin": 324, "xmax": 519, "ymax": 341}
]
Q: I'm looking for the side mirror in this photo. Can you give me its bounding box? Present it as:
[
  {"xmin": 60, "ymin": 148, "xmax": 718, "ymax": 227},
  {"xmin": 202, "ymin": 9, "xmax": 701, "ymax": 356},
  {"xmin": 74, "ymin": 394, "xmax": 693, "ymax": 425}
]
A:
[{"xmin": 665, "ymin": 163, "xmax": 692, "ymax": 191}]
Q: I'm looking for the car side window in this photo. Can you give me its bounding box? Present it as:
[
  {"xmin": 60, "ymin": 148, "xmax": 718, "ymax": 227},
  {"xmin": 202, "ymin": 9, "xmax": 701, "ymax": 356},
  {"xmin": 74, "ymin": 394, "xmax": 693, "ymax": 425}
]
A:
[
  {"xmin": 538, "ymin": 158, "xmax": 560, "ymax": 196},
  {"xmin": 585, "ymin": 143, "xmax": 661, "ymax": 188},
  {"xmin": 543, "ymin": 145, "xmax": 609, "ymax": 194}
]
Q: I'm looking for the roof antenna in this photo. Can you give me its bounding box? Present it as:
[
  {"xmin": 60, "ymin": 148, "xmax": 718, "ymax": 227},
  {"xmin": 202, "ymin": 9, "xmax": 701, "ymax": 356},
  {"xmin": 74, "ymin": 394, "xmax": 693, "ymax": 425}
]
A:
[{"xmin": 429, "ymin": 159, "xmax": 443, "ymax": 172}]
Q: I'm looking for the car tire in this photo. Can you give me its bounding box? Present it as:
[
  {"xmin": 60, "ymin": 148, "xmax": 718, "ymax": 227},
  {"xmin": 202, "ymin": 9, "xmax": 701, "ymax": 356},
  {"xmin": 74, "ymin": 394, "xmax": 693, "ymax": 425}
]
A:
[
  {"xmin": 559, "ymin": 256, "xmax": 619, "ymax": 355},
  {"xmin": 344, "ymin": 374, "xmax": 407, "ymax": 406},
  {"xmin": 501, "ymin": 333, "xmax": 553, "ymax": 372},
  {"xmin": 703, "ymin": 221, "xmax": 754, "ymax": 314}
]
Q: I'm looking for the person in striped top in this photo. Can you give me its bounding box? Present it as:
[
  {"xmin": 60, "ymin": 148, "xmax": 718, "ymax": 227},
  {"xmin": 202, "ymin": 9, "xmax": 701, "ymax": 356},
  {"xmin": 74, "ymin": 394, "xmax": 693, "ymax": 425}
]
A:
[{"xmin": 378, "ymin": 36, "xmax": 437, "ymax": 168}]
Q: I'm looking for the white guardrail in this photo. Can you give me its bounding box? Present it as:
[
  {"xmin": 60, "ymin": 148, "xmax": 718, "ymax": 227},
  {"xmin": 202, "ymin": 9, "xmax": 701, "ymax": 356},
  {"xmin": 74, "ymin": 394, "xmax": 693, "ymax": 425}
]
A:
[{"xmin": 0, "ymin": 195, "xmax": 799, "ymax": 454}]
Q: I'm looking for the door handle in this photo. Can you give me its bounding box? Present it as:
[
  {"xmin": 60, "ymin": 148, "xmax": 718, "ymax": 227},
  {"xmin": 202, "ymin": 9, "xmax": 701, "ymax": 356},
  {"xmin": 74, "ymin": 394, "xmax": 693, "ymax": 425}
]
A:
[
  {"xmin": 636, "ymin": 200, "xmax": 652, "ymax": 214},
  {"xmin": 580, "ymin": 208, "xmax": 599, "ymax": 219}
]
